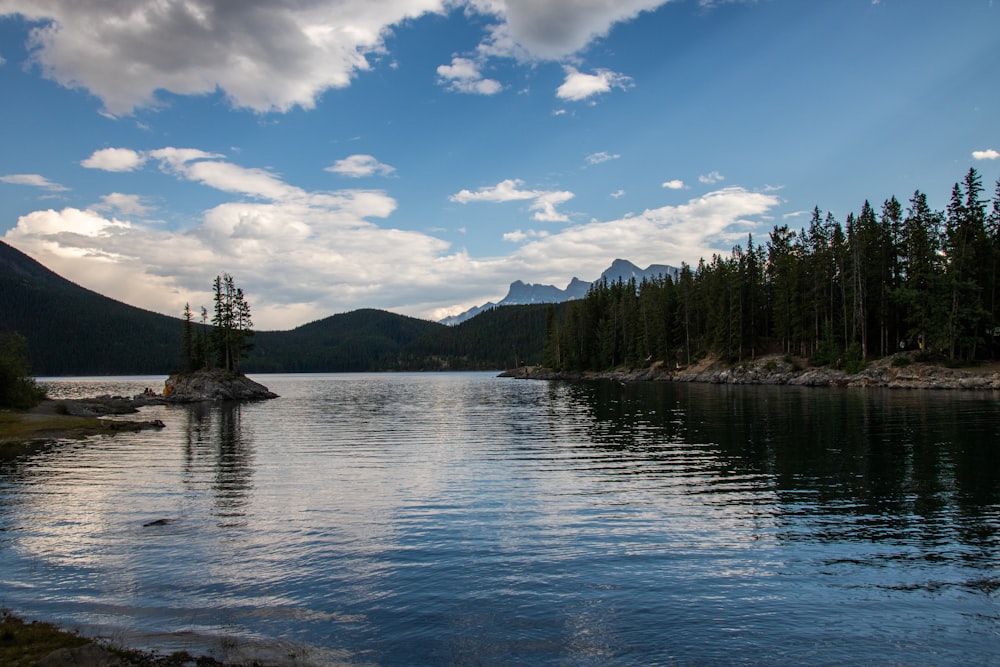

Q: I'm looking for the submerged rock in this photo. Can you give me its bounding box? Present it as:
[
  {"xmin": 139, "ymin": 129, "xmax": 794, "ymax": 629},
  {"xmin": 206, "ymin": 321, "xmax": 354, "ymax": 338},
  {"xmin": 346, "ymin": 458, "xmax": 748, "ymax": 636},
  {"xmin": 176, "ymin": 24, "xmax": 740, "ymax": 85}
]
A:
[{"xmin": 163, "ymin": 368, "xmax": 278, "ymax": 403}]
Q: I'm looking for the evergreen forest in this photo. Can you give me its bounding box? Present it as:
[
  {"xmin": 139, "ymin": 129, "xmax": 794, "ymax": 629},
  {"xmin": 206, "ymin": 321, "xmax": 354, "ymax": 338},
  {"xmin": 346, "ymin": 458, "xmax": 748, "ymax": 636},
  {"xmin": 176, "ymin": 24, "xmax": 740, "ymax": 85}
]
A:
[{"xmin": 545, "ymin": 168, "xmax": 1000, "ymax": 372}]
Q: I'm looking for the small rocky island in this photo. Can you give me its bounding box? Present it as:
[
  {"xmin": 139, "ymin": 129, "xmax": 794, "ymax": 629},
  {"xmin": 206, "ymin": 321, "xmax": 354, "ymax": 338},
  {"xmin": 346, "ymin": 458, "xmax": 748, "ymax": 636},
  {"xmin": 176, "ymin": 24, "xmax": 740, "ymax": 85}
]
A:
[{"xmin": 163, "ymin": 368, "xmax": 278, "ymax": 402}]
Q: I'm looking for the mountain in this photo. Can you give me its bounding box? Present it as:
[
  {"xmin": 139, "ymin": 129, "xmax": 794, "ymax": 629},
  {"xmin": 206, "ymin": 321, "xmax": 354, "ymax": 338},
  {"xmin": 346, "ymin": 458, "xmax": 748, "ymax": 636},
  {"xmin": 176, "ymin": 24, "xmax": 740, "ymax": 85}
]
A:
[
  {"xmin": 441, "ymin": 259, "xmax": 680, "ymax": 325},
  {"xmin": 0, "ymin": 240, "xmax": 551, "ymax": 375},
  {"xmin": 598, "ymin": 258, "xmax": 680, "ymax": 285}
]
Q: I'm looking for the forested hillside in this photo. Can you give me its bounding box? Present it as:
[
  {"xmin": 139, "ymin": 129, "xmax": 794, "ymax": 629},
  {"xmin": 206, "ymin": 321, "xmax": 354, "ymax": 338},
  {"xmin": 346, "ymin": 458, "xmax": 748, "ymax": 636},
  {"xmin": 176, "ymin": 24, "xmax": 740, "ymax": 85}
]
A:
[
  {"xmin": 0, "ymin": 241, "xmax": 184, "ymax": 375},
  {"xmin": 0, "ymin": 241, "xmax": 550, "ymax": 374},
  {"xmin": 244, "ymin": 305, "xmax": 551, "ymax": 372},
  {"xmin": 546, "ymin": 168, "xmax": 1000, "ymax": 372}
]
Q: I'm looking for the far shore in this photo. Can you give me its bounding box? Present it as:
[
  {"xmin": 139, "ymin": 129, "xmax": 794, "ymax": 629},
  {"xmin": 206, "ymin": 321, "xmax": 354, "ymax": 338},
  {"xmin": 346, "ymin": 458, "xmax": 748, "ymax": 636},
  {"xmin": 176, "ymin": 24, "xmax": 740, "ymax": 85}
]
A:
[{"xmin": 500, "ymin": 352, "xmax": 1000, "ymax": 391}]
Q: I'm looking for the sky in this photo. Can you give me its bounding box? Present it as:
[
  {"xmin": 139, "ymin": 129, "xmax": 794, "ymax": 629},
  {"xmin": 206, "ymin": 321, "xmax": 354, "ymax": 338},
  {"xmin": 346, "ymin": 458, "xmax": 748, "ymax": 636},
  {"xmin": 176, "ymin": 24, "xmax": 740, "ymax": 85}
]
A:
[{"xmin": 1, "ymin": 0, "xmax": 998, "ymax": 331}]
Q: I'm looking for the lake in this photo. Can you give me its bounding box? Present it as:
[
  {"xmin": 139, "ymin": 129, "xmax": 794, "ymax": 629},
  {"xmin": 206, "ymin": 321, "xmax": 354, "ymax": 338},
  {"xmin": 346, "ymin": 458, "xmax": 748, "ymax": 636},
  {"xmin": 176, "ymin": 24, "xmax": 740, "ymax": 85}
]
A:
[{"xmin": 2, "ymin": 373, "xmax": 999, "ymax": 665}]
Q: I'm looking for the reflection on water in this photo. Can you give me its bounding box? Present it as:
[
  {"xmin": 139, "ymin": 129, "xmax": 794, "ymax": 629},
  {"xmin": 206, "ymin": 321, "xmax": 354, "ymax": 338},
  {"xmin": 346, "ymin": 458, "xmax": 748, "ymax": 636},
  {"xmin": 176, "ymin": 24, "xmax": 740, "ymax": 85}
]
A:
[
  {"xmin": 1, "ymin": 374, "xmax": 999, "ymax": 666},
  {"xmin": 182, "ymin": 403, "xmax": 255, "ymax": 527}
]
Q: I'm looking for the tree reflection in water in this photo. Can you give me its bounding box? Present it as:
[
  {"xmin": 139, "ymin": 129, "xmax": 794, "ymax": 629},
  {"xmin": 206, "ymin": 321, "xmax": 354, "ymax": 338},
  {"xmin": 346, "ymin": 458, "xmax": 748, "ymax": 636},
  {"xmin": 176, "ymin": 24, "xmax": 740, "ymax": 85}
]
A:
[{"xmin": 182, "ymin": 402, "xmax": 255, "ymax": 527}]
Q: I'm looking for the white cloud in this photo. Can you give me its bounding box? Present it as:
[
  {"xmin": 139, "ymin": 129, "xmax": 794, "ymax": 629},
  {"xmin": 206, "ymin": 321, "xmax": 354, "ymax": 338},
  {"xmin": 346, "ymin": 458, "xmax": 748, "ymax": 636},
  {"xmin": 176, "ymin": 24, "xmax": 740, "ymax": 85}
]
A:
[
  {"xmin": 662, "ymin": 179, "xmax": 686, "ymax": 190},
  {"xmin": 4, "ymin": 0, "xmax": 442, "ymax": 114},
  {"xmin": 148, "ymin": 149, "xmax": 298, "ymax": 200},
  {"xmin": 973, "ymin": 149, "xmax": 999, "ymax": 161},
  {"xmin": 699, "ymin": 170, "xmax": 724, "ymax": 184},
  {"xmin": 91, "ymin": 193, "xmax": 151, "ymax": 216},
  {"xmin": 326, "ymin": 154, "xmax": 397, "ymax": 178},
  {"xmin": 436, "ymin": 56, "xmax": 502, "ymax": 95},
  {"xmin": 585, "ymin": 151, "xmax": 620, "ymax": 165},
  {"xmin": 2, "ymin": 1, "xmax": 670, "ymax": 114},
  {"xmin": 0, "ymin": 173, "xmax": 69, "ymax": 191},
  {"xmin": 81, "ymin": 147, "xmax": 146, "ymax": 172},
  {"xmin": 450, "ymin": 178, "xmax": 575, "ymax": 222},
  {"xmin": 556, "ymin": 66, "xmax": 632, "ymax": 101},
  {"xmin": 610, "ymin": 189, "xmax": 626, "ymax": 199},
  {"xmin": 147, "ymin": 147, "xmax": 226, "ymax": 172},
  {"xmin": 510, "ymin": 187, "xmax": 779, "ymax": 277},
  {"xmin": 502, "ymin": 229, "xmax": 549, "ymax": 243}
]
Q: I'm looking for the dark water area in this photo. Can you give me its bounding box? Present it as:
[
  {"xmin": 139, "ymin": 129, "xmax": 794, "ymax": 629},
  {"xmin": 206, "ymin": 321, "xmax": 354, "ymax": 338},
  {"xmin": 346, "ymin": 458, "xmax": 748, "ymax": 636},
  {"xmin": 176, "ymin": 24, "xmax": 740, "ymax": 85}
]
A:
[{"xmin": 2, "ymin": 374, "xmax": 999, "ymax": 665}]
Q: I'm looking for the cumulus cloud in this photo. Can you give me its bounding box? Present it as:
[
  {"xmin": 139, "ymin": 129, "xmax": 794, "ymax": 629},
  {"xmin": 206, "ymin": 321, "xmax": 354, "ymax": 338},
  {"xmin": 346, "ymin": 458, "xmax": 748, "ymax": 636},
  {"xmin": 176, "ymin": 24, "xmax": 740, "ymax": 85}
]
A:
[
  {"xmin": 585, "ymin": 151, "xmax": 620, "ymax": 165},
  {"xmin": 436, "ymin": 56, "xmax": 502, "ymax": 95},
  {"xmin": 556, "ymin": 66, "xmax": 632, "ymax": 101},
  {"xmin": 973, "ymin": 149, "xmax": 999, "ymax": 160},
  {"xmin": 81, "ymin": 148, "xmax": 147, "ymax": 172},
  {"xmin": 610, "ymin": 189, "xmax": 626, "ymax": 199},
  {"xmin": 326, "ymin": 154, "xmax": 397, "ymax": 178},
  {"xmin": 2, "ymin": 1, "xmax": 670, "ymax": 114},
  {"xmin": 92, "ymin": 193, "xmax": 151, "ymax": 216},
  {"xmin": 450, "ymin": 178, "xmax": 575, "ymax": 222},
  {"xmin": 699, "ymin": 170, "xmax": 724, "ymax": 184},
  {"xmin": 0, "ymin": 173, "xmax": 69, "ymax": 191},
  {"xmin": 662, "ymin": 179, "xmax": 686, "ymax": 190}
]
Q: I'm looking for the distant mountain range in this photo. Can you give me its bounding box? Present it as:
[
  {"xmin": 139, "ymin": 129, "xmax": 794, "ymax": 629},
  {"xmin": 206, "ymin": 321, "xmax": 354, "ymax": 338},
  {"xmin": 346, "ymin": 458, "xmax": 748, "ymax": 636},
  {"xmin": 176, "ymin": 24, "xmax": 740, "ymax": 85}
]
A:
[{"xmin": 440, "ymin": 259, "xmax": 681, "ymax": 325}]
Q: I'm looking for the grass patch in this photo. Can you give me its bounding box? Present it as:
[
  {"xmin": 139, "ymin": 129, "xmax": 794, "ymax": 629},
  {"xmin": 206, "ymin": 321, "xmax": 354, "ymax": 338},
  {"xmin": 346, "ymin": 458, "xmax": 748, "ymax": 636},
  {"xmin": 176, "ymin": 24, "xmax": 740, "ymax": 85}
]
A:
[
  {"xmin": 0, "ymin": 612, "xmax": 90, "ymax": 666},
  {"xmin": 0, "ymin": 411, "xmax": 107, "ymax": 440}
]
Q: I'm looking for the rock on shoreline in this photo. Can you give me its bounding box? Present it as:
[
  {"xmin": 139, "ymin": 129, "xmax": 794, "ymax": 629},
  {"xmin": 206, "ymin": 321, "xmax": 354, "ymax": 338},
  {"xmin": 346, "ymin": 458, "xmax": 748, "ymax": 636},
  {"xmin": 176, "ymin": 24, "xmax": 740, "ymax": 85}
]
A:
[
  {"xmin": 501, "ymin": 354, "xmax": 1000, "ymax": 391},
  {"xmin": 163, "ymin": 369, "xmax": 279, "ymax": 402}
]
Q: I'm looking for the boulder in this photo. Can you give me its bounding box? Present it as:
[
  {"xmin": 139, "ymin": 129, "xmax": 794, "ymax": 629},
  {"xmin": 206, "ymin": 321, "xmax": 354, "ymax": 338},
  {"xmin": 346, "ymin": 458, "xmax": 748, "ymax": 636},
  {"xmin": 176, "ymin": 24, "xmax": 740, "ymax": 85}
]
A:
[{"xmin": 163, "ymin": 368, "xmax": 278, "ymax": 402}]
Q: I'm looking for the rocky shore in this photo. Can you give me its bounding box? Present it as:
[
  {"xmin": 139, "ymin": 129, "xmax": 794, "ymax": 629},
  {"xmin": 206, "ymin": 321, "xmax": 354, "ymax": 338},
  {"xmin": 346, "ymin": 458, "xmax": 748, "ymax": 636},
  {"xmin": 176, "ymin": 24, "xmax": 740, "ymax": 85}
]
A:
[{"xmin": 501, "ymin": 353, "xmax": 1000, "ymax": 390}]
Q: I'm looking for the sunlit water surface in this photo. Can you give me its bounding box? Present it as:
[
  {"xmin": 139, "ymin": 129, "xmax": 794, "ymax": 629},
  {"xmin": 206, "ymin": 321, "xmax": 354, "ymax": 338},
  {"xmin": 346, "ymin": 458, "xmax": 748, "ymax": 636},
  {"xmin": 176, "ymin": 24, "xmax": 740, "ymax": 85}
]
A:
[{"xmin": 2, "ymin": 373, "xmax": 999, "ymax": 665}]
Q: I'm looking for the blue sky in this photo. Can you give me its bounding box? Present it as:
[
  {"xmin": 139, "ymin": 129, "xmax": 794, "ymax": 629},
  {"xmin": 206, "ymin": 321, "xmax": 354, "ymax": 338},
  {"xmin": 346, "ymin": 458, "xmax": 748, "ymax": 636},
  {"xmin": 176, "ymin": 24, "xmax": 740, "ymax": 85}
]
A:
[{"xmin": 1, "ymin": 0, "xmax": 997, "ymax": 330}]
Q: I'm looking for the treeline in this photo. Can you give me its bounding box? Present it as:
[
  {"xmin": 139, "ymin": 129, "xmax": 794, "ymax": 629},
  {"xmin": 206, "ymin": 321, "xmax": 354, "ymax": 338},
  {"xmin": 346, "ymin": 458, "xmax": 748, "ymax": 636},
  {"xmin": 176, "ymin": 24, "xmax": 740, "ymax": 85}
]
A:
[{"xmin": 545, "ymin": 168, "xmax": 1000, "ymax": 372}]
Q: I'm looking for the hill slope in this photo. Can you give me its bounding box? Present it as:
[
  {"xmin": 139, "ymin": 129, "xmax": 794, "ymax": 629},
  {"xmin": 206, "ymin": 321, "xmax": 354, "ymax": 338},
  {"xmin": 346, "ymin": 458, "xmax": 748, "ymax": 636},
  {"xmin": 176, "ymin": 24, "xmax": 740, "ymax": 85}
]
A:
[{"xmin": 0, "ymin": 241, "xmax": 184, "ymax": 375}]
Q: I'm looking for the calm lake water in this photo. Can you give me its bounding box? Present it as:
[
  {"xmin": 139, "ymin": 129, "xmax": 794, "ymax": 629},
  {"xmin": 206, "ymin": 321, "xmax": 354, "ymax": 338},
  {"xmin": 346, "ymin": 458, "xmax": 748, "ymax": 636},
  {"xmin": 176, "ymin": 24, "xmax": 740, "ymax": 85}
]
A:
[{"xmin": 2, "ymin": 373, "xmax": 999, "ymax": 665}]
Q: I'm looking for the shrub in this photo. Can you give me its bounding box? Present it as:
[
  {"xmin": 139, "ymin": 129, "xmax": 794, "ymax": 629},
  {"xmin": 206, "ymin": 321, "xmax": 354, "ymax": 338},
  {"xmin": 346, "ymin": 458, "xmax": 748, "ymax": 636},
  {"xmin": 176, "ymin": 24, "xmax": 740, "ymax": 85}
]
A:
[
  {"xmin": 844, "ymin": 344, "xmax": 866, "ymax": 374},
  {"xmin": 892, "ymin": 355, "xmax": 911, "ymax": 368},
  {"xmin": 0, "ymin": 332, "xmax": 47, "ymax": 410}
]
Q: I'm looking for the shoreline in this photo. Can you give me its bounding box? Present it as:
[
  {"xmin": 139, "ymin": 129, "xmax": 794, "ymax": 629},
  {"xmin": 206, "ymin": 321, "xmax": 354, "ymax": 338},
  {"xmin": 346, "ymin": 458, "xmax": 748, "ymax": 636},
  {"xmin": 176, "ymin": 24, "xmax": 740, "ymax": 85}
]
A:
[
  {"xmin": 0, "ymin": 397, "xmax": 167, "ymax": 463},
  {"xmin": 1, "ymin": 610, "xmax": 237, "ymax": 666},
  {"xmin": 500, "ymin": 352, "xmax": 1000, "ymax": 391}
]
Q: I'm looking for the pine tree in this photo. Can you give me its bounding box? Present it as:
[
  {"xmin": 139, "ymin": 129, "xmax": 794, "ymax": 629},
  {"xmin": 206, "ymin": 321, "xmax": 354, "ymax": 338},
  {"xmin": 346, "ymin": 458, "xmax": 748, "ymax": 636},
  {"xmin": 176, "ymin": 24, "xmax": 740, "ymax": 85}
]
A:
[
  {"xmin": 181, "ymin": 303, "xmax": 195, "ymax": 371},
  {"xmin": 210, "ymin": 273, "xmax": 255, "ymax": 374}
]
